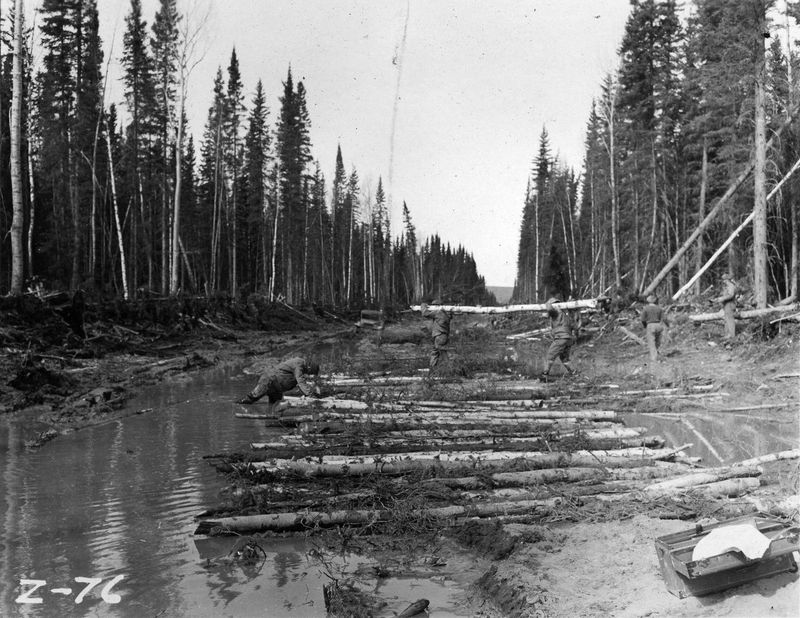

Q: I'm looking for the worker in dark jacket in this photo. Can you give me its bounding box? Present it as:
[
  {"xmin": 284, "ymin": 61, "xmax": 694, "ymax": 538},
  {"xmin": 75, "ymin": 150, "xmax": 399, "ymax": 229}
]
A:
[
  {"xmin": 421, "ymin": 299, "xmax": 454, "ymax": 370},
  {"xmin": 237, "ymin": 357, "xmax": 321, "ymax": 416},
  {"xmin": 542, "ymin": 297, "xmax": 578, "ymax": 378},
  {"xmin": 713, "ymin": 272, "xmax": 738, "ymax": 339},
  {"xmin": 640, "ymin": 295, "xmax": 668, "ymax": 362}
]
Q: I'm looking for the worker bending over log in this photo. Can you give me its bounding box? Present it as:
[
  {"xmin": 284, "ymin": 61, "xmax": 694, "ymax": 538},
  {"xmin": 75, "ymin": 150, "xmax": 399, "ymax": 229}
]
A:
[
  {"xmin": 542, "ymin": 298, "xmax": 579, "ymax": 379},
  {"xmin": 237, "ymin": 357, "xmax": 321, "ymax": 417}
]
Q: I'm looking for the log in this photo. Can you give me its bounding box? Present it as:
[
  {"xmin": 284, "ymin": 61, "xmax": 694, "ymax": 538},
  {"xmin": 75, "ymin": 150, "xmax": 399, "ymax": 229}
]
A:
[
  {"xmin": 689, "ymin": 303, "xmax": 799, "ymax": 322},
  {"xmin": 204, "ymin": 476, "xmax": 760, "ymax": 536},
  {"xmin": 248, "ymin": 432, "xmax": 663, "ymax": 454},
  {"xmin": 743, "ymin": 495, "xmax": 800, "ymax": 518},
  {"xmin": 570, "ymin": 477, "xmax": 760, "ymax": 501},
  {"xmin": 619, "ymin": 326, "xmax": 647, "ymax": 347},
  {"xmin": 252, "ymin": 425, "xmax": 642, "ymax": 450},
  {"xmin": 296, "ymin": 418, "xmax": 581, "ymax": 433},
  {"xmin": 410, "ymin": 299, "xmax": 600, "ymax": 314},
  {"xmin": 506, "ymin": 328, "xmax": 548, "ymax": 340},
  {"xmin": 770, "ymin": 312, "xmax": 800, "ymax": 324},
  {"xmin": 398, "ymin": 399, "xmax": 547, "ymax": 410},
  {"xmin": 233, "ymin": 446, "xmax": 691, "ymax": 477},
  {"xmin": 732, "ymin": 449, "xmax": 800, "ymax": 467},
  {"xmin": 293, "ymin": 419, "xmax": 584, "ymax": 433},
  {"xmin": 717, "ymin": 402, "xmax": 797, "ymax": 413},
  {"xmin": 195, "ymin": 500, "xmax": 554, "ymax": 535},
  {"xmin": 419, "ymin": 464, "xmax": 689, "ymax": 490},
  {"xmin": 644, "ymin": 466, "xmax": 762, "ymax": 493},
  {"xmin": 243, "ymin": 408, "xmax": 619, "ymax": 423}
]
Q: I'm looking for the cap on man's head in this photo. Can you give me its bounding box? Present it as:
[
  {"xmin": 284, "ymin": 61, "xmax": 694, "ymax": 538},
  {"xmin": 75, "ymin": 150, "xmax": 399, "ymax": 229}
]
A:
[
  {"xmin": 306, "ymin": 362, "xmax": 320, "ymax": 375},
  {"xmin": 547, "ymin": 297, "xmax": 559, "ymax": 304},
  {"xmin": 646, "ymin": 294, "xmax": 657, "ymax": 303},
  {"xmin": 721, "ymin": 272, "xmax": 732, "ymax": 280}
]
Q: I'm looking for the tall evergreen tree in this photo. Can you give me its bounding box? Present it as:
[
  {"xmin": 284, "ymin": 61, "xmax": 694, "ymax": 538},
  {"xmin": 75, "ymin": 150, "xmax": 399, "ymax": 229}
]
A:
[
  {"xmin": 243, "ymin": 79, "xmax": 270, "ymax": 291},
  {"xmin": 122, "ymin": 0, "xmax": 157, "ymax": 292},
  {"xmin": 151, "ymin": 0, "xmax": 180, "ymax": 292}
]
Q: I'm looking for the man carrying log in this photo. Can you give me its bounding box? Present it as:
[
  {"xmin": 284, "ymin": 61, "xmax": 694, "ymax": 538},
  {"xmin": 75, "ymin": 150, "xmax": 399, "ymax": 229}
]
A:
[
  {"xmin": 541, "ymin": 298, "xmax": 578, "ymax": 379},
  {"xmin": 237, "ymin": 357, "xmax": 321, "ymax": 417},
  {"xmin": 713, "ymin": 272, "xmax": 738, "ymax": 340},
  {"xmin": 640, "ymin": 295, "xmax": 668, "ymax": 363},
  {"xmin": 420, "ymin": 299, "xmax": 454, "ymax": 370}
]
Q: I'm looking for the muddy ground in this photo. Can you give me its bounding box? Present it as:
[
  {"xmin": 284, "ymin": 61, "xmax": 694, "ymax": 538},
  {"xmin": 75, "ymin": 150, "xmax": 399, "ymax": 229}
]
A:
[{"xmin": 1, "ymin": 294, "xmax": 798, "ymax": 617}]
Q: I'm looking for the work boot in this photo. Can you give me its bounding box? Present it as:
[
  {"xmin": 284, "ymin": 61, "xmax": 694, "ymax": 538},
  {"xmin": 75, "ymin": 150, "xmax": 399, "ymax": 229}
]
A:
[{"xmin": 236, "ymin": 395, "xmax": 257, "ymax": 405}]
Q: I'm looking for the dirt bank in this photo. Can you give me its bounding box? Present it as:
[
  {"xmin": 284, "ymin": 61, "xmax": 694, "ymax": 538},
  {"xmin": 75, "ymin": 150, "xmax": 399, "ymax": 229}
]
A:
[{"xmin": 0, "ymin": 293, "xmax": 345, "ymax": 447}]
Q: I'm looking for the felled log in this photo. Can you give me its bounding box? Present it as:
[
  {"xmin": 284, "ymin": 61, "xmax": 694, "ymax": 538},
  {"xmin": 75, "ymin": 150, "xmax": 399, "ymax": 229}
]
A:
[
  {"xmin": 396, "ymin": 399, "xmax": 547, "ymax": 410},
  {"xmin": 732, "ymin": 449, "xmax": 800, "ymax": 467},
  {"xmin": 233, "ymin": 446, "xmax": 692, "ymax": 478},
  {"xmin": 239, "ymin": 408, "xmax": 619, "ymax": 425},
  {"xmin": 195, "ymin": 500, "xmax": 554, "ymax": 535},
  {"xmin": 744, "ymin": 494, "xmax": 800, "ymax": 518},
  {"xmin": 295, "ymin": 418, "xmax": 582, "ymax": 434},
  {"xmin": 419, "ymin": 463, "xmax": 690, "ymax": 490},
  {"xmin": 246, "ymin": 433, "xmax": 663, "ymax": 457},
  {"xmin": 506, "ymin": 328, "xmax": 548, "ymax": 340},
  {"xmin": 689, "ymin": 303, "xmax": 800, "ymax": 322},
  {"xmin": 619, "ymin": 326, "xmax": 647, "ymax": 347},
  {"xmin": 410, "ymin": 299, "xmax": 600, "ymax": 314},
  {"xmin": 569, "ymin": 477, "xmax": 760, "ymax": 501},
  {"xmin": 720, "ymin": 402, "xmax": 796, "ymax": 412},
  {"xmin": 644, "ymin": 466, "xmax": 762, "ymax": 493}
]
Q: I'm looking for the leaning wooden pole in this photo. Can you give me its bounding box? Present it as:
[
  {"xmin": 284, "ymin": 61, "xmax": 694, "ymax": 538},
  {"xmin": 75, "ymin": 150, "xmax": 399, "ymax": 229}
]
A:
[
  {"xmin": 673, "ymin": 154, "xmax": 800, "ymax": 301},
  {"xmin": 643, "ymin": 107, "xmax": 800, "ymax": 297}
]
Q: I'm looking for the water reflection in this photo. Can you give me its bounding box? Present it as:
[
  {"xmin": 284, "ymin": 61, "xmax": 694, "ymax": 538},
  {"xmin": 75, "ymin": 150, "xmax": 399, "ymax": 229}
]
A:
[
  {"xmin": 0, "ymin": 366, "xmax": 331, "ymax": 618},
  {"xmin": 627, "ymin": 406, "xmax": 799, "ymax": 464}
]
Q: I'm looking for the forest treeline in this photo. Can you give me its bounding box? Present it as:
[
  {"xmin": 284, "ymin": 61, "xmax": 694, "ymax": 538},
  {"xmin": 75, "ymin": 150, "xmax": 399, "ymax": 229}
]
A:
[
  {"xmin": 0, "ymin": 0, "xmax": 495, "ymax": 308},
  {"xmin": 513, "ymin": 0, "xmax": 800, "ymax": 307}
]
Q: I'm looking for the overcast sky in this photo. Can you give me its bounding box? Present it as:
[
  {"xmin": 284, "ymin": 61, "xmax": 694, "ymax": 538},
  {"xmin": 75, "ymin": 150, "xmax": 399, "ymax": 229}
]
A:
[{"xmin": 79, "ymin": 0, "xmax": 632, "ymax": 287}]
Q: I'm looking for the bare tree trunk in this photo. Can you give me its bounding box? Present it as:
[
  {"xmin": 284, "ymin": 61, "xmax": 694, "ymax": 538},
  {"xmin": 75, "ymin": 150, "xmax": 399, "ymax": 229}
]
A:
[
  {"xmin": 268, "ymin": 174, "xmax": 281, "ymax": 302},
  {"xmin": 231, "ymin": 142, "xmax": 238, "ymax": 299},
  {"xmin": 105, "ymin": 119, "xmax": 129, "ymax": 300},
  {"xmin": 346, "ymin": 201, "xmax": 354, "ymax": 305},
  {"xmin": 9, "ymin": 0, "xmax": 24, "ymax": 294},
  {"xmin": 694, "ymin": 138, "xmax": 708, "ymax": 295},
  {"xmin": 599, "ymin": 77, "xmax": 621, "ymax": 289},
  {"xmin": 753, "ymin": 2, "xmax": 768, "ymax": 307},
  {"xmin": 170, "ymin": 71, "xmax": 185, "ymax": 295},
  {"xmin": 27, "ymin": 130, "xmax": 35, "ymax": 277},
  {"xmin": 589, "ymin": 171, "xmax": 596, "ymax": 294},
  {"xmin": 792, "ymin": 184, "xmax": 798, "ymax": 300},
  {"xmin": 302, "ymin": 193, "xmax": 309, "ymax": 301},
  {"xmin": 534, "ymin": 193, "xmax": 539, "ymax": 299}
]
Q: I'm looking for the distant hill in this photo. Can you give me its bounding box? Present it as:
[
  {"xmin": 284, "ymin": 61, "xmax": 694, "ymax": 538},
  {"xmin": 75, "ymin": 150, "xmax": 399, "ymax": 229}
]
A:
[{"xmin": 487, "ymin": 286, "xmax": 514, "ymax": 304}]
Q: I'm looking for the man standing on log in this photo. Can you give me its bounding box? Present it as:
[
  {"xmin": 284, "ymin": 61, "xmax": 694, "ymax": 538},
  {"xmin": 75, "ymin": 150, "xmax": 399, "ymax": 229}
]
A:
[
  {"xmin": 713, "ymin": 272, "xmax": 738, "ymax": 339},
  {"xmin": 421, "ymin": 299, "xmax": 454, "ymax": 370},
  {"xmin": 237, "ymin": 357, "xmax": 321, "ymax": 417},
  {"xmin": 640, "ymin": 295, "xmax": 668, "ymax": 363},
  {"xmin": 542, "ymin": 298, "xmax": 578, "ymax": 379}
]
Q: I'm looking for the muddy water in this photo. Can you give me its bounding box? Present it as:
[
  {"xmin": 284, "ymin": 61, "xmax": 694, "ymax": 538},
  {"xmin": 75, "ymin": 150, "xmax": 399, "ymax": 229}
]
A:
[
  {"xmin": 627, "ymin": 405, "xmax": 799, "ymax": 465},
  {"xmin": 0, "ymin": 364, "xmax": 479, "ymax": 618}
]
